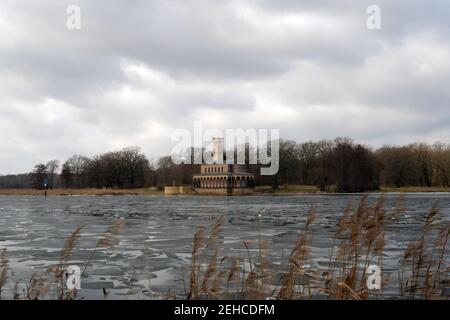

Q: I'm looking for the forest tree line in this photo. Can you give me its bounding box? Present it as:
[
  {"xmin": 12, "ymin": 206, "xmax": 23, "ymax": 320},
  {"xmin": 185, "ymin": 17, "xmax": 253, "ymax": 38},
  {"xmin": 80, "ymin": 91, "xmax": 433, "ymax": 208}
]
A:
[
  {"xmin": 271, "ymin": 138, "xmax": 450, "ymax": 192},
  {"xmin": 0, "ymin": 138, "xmax": 450, "ymax": 192}
]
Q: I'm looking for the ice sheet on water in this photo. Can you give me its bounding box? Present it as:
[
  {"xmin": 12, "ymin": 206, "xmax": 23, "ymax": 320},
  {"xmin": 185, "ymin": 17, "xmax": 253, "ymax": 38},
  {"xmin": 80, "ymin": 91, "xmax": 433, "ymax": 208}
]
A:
[{"xmin": 0, "ymin": 194, "xmax": 448, "ymax": 299}]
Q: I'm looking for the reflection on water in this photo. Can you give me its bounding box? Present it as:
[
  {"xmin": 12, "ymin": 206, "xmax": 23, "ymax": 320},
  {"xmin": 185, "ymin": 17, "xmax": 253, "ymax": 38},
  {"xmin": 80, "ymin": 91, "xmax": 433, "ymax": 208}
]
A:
[{"xmin": 0, "ymin": 193, "xmax": 449, "ymax": 299}]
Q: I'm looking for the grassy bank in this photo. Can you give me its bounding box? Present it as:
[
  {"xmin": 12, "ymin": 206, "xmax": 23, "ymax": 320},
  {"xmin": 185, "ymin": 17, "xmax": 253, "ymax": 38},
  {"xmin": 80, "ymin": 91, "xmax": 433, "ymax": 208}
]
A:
[
  {"xmin": 0, "ymin": 188, "xmax": 164, "ymax": 196},
  {"xmin": 378, "ymin": 186, "xmax": 450, "ymax": 193},
  {"xmin": 255, "ymin": 185, "xmax": 319, "ymax": 194},
  {"xmin": 0, "ymin": 185, "xmax": 319, "ymax": 196},
  {"xmin": 256, "ymin": 185, "xmax": 450, "ymax": 194}
]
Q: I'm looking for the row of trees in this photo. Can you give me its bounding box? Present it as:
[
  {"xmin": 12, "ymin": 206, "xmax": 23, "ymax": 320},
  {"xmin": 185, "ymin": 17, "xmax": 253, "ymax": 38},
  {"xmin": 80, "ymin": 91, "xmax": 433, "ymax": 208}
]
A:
[
  {"xmin": 1, "ymin": 139, "xmax": 450, "ymax": 192},
  {"xmin": 154, "ymin": 138, "xmax": 450, "ymax": 192},
  {"xmin": 273, "ymin": 138, "xmax": 379, "ymax": 192},
  {"xmin": 28, "ymin": 147, "xmax": 152, "ymax": 190},
  {"xmin": 376, "ymin": 142, "xmax": 450, "ymax": 187},
  {"xmin": 60, "ymin": 147, "xmax": 151, "ymax": 189},
  {"xmin": 272, "ymin": 139, "xmax": 450, "ymax": 191},
  {"xmin": 30, "ymin": 160, "xmax": 60, "ymax": 189}
]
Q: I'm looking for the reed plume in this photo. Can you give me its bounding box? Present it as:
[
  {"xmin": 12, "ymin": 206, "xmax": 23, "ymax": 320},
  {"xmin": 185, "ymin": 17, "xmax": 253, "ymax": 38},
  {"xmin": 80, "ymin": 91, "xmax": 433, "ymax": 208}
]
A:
[
  {"xmin": 187, "ymin": 226, "xmax": 206, "ymax": 299},
  {"xmin": 0, "ymin": 249, "xmax": 8, "ymax": 300},
  {"xmin": 278, "ymin": 204, "xmax": 316, "ymax": 299}
]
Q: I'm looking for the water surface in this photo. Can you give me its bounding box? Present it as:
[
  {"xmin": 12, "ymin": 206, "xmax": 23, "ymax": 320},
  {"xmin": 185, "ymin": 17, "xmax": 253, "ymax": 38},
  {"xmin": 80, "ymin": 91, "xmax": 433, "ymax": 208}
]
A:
[{"xmin": 0, "ymin": 193, "xmax": 449, "ymax": 299}]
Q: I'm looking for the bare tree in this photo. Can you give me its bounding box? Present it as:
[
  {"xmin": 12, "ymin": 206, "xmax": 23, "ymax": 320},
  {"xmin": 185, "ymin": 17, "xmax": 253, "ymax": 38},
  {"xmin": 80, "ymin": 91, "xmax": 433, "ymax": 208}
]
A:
[
  {"xmin": 65, "ymin": 155, "xmax": 90, "ymax": 188},
  {"xmin": 31, "ymin": 163, "xmax": 48, "ymax": 189},
  {"xmin": 46, "ymin": 160, "xmax": 60, "ymax": 190},
  {"xmin": 14, "ymin": 140, "xmax": 450, "ymax": 192},
  {"xmin": 60, "ymin": 162, "xmax": 72, "ymax": 189}
]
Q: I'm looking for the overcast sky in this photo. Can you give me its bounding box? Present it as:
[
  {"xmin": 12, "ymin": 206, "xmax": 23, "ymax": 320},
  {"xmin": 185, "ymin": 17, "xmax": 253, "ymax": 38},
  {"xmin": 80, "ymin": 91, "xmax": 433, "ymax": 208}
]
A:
[{"xmin": 1, "ymin": 0, "xmax": 449, "ymax": 174}]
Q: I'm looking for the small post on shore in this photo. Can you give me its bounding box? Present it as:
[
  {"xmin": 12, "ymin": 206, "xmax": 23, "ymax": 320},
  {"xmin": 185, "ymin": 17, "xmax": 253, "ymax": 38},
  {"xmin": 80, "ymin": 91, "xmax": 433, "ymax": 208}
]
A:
[{"xmin": 44, "ymin": 177, "xmax": 48, "ymax": 198}]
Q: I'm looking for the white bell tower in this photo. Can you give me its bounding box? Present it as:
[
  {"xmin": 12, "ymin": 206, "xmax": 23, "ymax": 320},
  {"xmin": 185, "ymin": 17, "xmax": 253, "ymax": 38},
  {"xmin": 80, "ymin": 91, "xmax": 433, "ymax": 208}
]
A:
[{"xmin": 212, "ymin": 137, "xmax": 224, "ymax": 163}]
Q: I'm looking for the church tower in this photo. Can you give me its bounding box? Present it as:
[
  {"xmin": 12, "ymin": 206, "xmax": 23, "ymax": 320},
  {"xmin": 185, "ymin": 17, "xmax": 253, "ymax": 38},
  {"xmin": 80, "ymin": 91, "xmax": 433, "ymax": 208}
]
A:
[{"xmin": 192, "ymin": 137, "xmax": 254, "ymax": 195}]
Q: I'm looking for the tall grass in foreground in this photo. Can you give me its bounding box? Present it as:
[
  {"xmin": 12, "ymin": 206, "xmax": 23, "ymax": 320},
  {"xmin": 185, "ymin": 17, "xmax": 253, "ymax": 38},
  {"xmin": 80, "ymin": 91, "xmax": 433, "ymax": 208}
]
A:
[
  {"xmin": 0, "ymin": 220, "xmax": 124, "ymax": 300},
  {"xmin": 399, "ymin": 203, "xmax": 449, "ymax": 299},
  {"xmin": 185, "ymin": 196, "xmax": 449, "ymax": 300},
  {"xmin": 0, "ymin": 196, "xmax": 448, "ymax": 300}
]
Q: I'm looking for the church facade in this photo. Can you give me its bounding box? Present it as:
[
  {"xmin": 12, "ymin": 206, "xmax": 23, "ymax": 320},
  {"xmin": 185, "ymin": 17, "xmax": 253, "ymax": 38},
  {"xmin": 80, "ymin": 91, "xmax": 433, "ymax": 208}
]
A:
[{"xmin": 192, "ymin": 138, "xmax": 255, "ymax": 195}]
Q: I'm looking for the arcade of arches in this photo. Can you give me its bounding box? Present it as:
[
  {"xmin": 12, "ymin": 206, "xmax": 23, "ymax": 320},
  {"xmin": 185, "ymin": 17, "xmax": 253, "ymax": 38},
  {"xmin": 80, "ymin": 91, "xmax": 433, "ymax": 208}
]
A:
[{"xmin": 192, "ymin": 175, "xmax": 255, "ymax": 189}]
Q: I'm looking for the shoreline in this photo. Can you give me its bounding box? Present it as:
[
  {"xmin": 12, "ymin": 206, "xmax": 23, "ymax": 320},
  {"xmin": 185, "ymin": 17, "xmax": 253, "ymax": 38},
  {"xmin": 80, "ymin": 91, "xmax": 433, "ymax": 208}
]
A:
[
  {"xmin": 0, "ymin": 188, "xmax": 164, "ymax": 196},
  {"xmin": 0, "ymin": 186, "xmax": 450, "ymax": 196}
]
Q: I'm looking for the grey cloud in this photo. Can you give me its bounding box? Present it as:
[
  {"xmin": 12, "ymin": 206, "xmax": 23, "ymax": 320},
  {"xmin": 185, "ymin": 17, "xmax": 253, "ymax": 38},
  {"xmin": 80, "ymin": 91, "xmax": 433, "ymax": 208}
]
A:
[{"xmin": 0, "ymin": 0, "xmax": 449, "ymax": 173}]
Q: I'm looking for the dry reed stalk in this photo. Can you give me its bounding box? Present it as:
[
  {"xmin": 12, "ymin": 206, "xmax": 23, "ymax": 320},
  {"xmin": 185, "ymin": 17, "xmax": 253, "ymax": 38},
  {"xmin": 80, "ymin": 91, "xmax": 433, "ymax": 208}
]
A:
[
  {"xmin": 399, "ymin": 203, "xmax": 443, "ymax": 299},
  {"xmin": 224, "ymin": 257, "xmax": 240, "ymax": 298},
  {"xmin": 13, "ymin": 281, "xmax": 20, "ymax": 300},
  {"xmin": 179, "ymin": 198, "xmax": 445, "ymax": 300},
  {"xmin": 200, "ymin": 216, "xmax": 225, "ymax": 296},
  {"xmin": 241, "ymin": 238, "xmax": 271, "ymax": 299},
  {"xmin": 359, "ymin": 196, "xmax": 385, "ymax": 293},
  {"xmin": 81, "ymin": 219, "xmax": 125, "ymax": 277},
  {"xmin": 46, "ymin": 225, "xmax": 84, "ymax": 299},
  {"xmin": 187, "ymin": 226, "xmax": 206, "ymax": 299},
  {"xmin": 39, "ymin": 220, "xmax": 124, "ymax": 300},
  {"xmin": 206, "ymin": 216, "xmax": 225, "ymax": 249},
  {"xmin": 257, "ymin": 214, "xmax": 264, "ymax": 295},
  {"xmin": 243, "ymin": 241, "xmax": 253, "ymax": 274},
  {"xmin": 328, "ymin": 200, "xmax": 353, "ymax": 275},
  {"xmin": 244, "ymin": 270, "xmax": 259, "ymax": 299},
  {"xmin": 55, "ymin": 226, "xmax": 83, "ymax": 275},
  {"xmin": 431, "ymin": 225, "xmax": 449, "ymax": 295},
  {"xmin": 211, "ymin": 257, "xmax": 228, "ymax": 298},
  {"xmin": 0, "ymin": 249, "xmax": 8, "ymax": 300},
  {"xmin": 278, "ymin": 204, "xmax": 316, "ymax": 300},
  {"xmin": 201, "ymin": 249, "xmax": 218, "ymax": 294},
  {"xmin": 325, "ymin": 195, "xmax": 399, "ymax": 299},
  {"xmin": 2, "ymin": 220, "xmax": 132, "ymax": 300},
  {"xmin": 98, "ymin": 219, "xmax": 125, "ymax": 248},
  {"xmin": 337, "ymin": 281, "xmax": 361, "ymax": 300},
  {"xmin": 25, "ymin": 272, "xmax": 51, "ymax": 300}
]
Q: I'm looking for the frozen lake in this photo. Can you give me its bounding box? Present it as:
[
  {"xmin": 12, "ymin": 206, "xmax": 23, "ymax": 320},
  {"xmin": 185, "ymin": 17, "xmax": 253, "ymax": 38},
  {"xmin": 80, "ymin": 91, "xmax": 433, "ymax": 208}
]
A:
[{"xmin": 0, "ymin": 193, "xmax": 449, "ymax": 299}]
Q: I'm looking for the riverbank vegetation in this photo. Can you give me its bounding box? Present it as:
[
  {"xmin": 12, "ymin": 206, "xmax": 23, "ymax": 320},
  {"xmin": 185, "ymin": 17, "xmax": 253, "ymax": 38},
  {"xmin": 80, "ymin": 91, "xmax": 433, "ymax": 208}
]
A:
[
  {"xmin": 1, "ymin": 138, "xmax": 450, "ymax": 193},
  {"xmin": 1, "ymin": 185, "xmax": 449, "ymax": 196},
  {"xmin": 183, "ymin": 196, "xmax": 449, "ymax": 300},
  {"xmin": 0, "ymin": 188, "xmax": 164, "ymax": 196}
]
